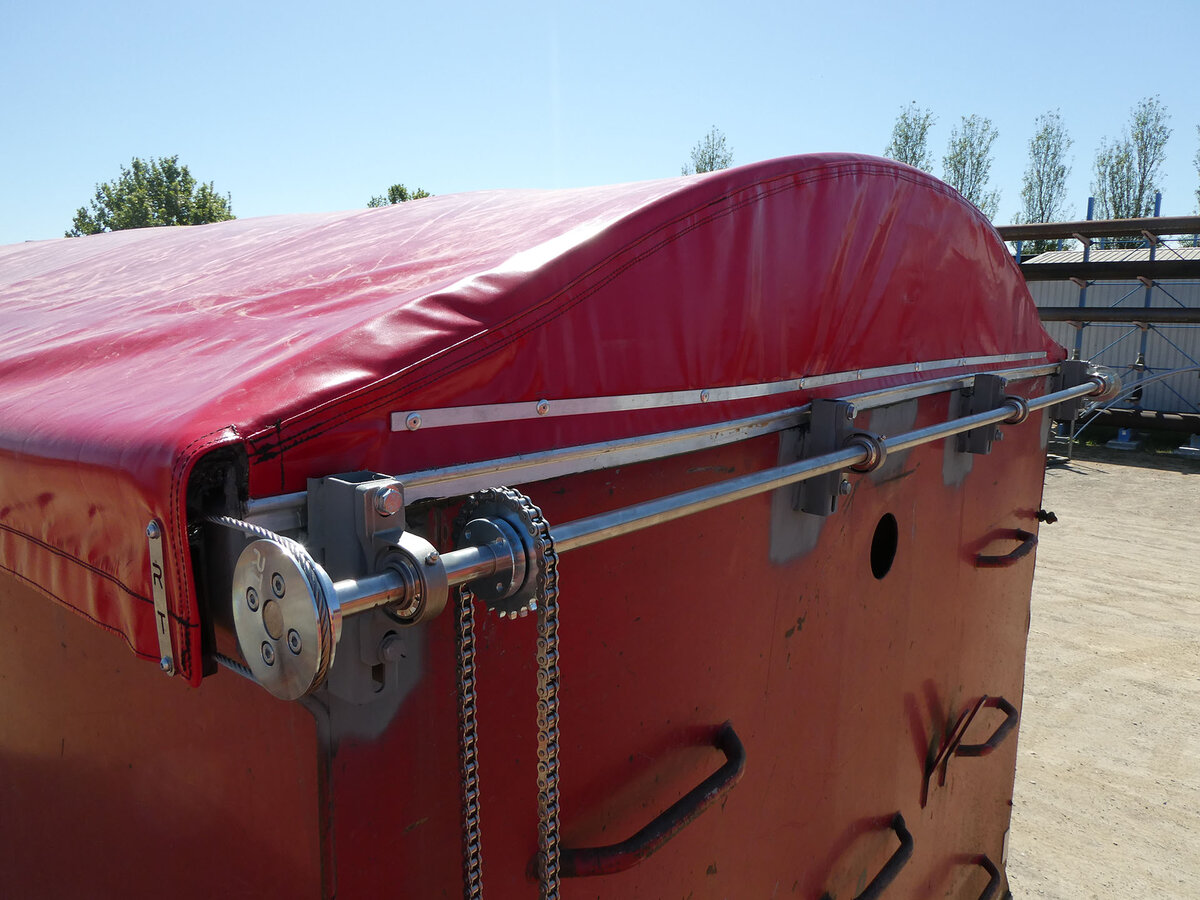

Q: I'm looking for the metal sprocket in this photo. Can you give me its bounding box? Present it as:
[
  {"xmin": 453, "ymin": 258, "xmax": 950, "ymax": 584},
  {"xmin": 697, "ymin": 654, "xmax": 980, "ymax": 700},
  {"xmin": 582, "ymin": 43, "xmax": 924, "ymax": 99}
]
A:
[{"xmin": 454, "ymin": 487, "xmax": 552, "ymax": 617}]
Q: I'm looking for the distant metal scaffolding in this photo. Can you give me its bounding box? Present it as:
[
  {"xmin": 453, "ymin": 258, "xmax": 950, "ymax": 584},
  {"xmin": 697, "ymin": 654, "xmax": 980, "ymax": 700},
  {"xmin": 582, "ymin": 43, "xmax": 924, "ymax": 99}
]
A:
[{"xmin": 997, "ymin": 203, "xmax": 1200, "ymax": 454}]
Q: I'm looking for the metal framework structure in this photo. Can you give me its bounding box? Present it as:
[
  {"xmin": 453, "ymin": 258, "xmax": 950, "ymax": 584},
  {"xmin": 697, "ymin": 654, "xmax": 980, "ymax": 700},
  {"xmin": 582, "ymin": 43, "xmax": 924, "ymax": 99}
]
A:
[{"xmin": 997, "ymin": 202, "xmax": 1200, "ymax": 452}]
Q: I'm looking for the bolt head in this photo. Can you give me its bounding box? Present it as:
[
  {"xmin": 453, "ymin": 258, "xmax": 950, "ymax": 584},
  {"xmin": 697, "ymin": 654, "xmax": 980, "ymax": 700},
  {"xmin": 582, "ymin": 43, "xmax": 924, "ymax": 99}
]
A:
[
  {"xmin": 159, "ymin": 656, "xmax": 173, "ymax": 673},
  {"xmin": 838, "ymin": 479, "xmax": 852, "ymax": 496},
  {"xmin": 424, "ymin": 550, "xmax": 440, "ymax": 566},
  {"xmin": 535, "ymin": 399, "xmax": 551, "ymax": 416},
  {"xmin": 246, "ymin": 586, "xmax": 260, "ymax": 611},
  {"xmin": 286, "ymin": 629, "xmax": 302, "ymax": 655},
  {"xmin": 261, "ymin": 642, "xmax": 276, "ymax": 666},
  {"xmin": 405, "ymin": 412, "xmax": 422, "ymax": 431},
  {"xmin": 700, "ymin": 389, "xmax": 711, "ymax": 403},
  {"xmin": 146, "ymin": 521, "xmax": 161, "ymax": 539},
  {"xmin": 374, "ymin": 486, "xmax": 403, "ymax": 517}
]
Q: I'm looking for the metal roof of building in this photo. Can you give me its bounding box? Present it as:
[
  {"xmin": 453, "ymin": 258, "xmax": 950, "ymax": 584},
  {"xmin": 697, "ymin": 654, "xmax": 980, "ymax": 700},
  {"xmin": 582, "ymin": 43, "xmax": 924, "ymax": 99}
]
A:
[{"xmin": 1024, "ymin": 246, "xmax": 1200, "ymax": 264}]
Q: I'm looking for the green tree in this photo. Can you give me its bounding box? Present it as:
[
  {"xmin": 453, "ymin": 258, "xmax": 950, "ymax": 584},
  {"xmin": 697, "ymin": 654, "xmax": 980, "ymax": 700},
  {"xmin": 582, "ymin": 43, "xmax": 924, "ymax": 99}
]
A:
[
  {"xmin": 367, "ymin": 184, "xmax": 432, "ymax": 207},
  {"xmin": 884, "ymin": 102, "xmax": 936, "ymax": 172},
  {"xmin": 942, "ymin": 114, "xmax": 1001, "ymax": 220},
  {"xmin": 1092, "ymin": 96, "xmax": 1171, "ymax": 221},
  {"xmin": 1193, "ymin": 125, "xmax": 1199, "ymax": 212},
  {"xmin": 681, "ymin": 126, "xmax": 733, "ymax": 175},
  {"xmin": 67, "ymin": 155, "xmax": 233, "ymax": 237},
  {"xmin": 1016, "ymin": 111, "xmax": 1073, "ymax": 255}
]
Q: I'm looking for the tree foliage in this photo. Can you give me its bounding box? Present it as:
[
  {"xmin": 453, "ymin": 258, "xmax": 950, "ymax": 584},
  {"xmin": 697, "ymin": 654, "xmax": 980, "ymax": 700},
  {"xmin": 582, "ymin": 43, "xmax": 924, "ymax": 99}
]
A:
[
  {"xmin": 681, "ymin": 126, "xmax": 733, "ymax": 175},
  {"xmin": 67, "ymin": 156, "xmax": 233, "ymax": 237},
  {"xmin": 1193, "ymin": 125, "xmax": 1199, "ymax": 213},
  {"xmin": 942, "ymin": 115, "xmax": 1001, "ymax": 220},
  {"xmin": 1017, "ymin": 111, "xmax": 1073, "ymax": 255},
  {"xmin": 1092, "ymin": 96, "xmax": 1171, "ymax": 221},
  {"xmin": 884, "ymin": 103, "xmax": 936, "ymax": 172},
  {"xmin": 367, "ymin": 183, "xmax": 432, "ymax": 207}
]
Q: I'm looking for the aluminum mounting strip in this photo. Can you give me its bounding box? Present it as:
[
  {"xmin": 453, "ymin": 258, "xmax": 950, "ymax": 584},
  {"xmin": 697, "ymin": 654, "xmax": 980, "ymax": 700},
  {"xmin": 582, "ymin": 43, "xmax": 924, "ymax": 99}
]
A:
[
  {"xmin": 246, "ymin": 360, "xmax": 1062, "ymax": 530},
  {"xmin": 389, "ymin": 351, "xmax": 1048, "ymax": 432}
]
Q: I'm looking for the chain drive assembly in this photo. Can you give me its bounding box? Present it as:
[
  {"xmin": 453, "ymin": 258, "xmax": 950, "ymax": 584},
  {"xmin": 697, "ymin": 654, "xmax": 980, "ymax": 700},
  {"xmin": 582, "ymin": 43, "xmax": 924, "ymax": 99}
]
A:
[
  {"xmin": 453, "ymin": 487, "xmax": 561, "ymax": 900},
  {"xmin": 456, "ymin": 582, "xmax": 484, "ymax": 899}
]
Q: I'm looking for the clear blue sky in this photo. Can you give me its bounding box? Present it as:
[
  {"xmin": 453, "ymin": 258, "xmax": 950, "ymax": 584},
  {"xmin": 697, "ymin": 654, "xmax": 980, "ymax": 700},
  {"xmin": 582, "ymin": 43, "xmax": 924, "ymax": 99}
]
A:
[{"xmin": 3, "ymin": 0, "xmax": 1199, "ymax": 246}]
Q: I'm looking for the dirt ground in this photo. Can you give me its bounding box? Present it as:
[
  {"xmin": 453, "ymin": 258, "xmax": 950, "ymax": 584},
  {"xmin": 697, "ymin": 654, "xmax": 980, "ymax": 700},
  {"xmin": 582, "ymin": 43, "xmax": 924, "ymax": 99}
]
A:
[{"xmin": 1005, "ymin": 447, "xmax": 1200, "ymax": 898}]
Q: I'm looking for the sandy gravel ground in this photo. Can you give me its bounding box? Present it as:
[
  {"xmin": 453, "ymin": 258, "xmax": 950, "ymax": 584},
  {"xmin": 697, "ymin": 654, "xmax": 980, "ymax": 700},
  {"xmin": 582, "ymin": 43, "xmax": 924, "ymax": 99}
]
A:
[{"xmin": 1006, "ymin": 449, "xmax": 1200, "ymax": 898}]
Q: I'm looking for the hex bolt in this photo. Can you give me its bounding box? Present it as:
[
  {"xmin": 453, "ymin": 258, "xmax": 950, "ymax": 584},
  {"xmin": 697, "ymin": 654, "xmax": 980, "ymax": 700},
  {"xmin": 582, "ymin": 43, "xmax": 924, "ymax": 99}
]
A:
[
  {"xmin": 146, "ymin": 521, "xmax": 161, "ymax": 539},
  {"xmin": 425, "ymin": 551, "xmax": 440, "ymax": 566},
  {"xmin": 159, "ymin": 656, "xmax": 173, "ymax": 673},
  {"xmin": 994, "ymin": 429, "xmax": 1005, "ymax": 441},
  {"xmin": 286, "ymin": 629, "xmax": 302, "ymax": 655},
  {"xmin": 271, "ymin": 572, "xmax": 286, "ymax": 598},
  {"xmin": 845, "ymin": 403, "xmax": 857, "ymax": 420},
  {"xmin": 246, "ymin": 586, "xmax": 260, "ymax": 611},
  {"xmin": 838, "ymin": 479, "xmax": 852, "ymax": 496},
  {"xmin": 535, "ymin": 399, "xmax": 551, "ymax": 416},
  {"xmin": 405, "ymin": 412, "xmax": 422, "ymax": 431},
  {"xmin": 378, "ymin": 633, "xmax": 406, "ymax": 664},
  {"xmin": 261, "ymin": 642, "xmax": 276, "ymax": 666},
  {"xmin": 374, "ymin": 486, "xmax": 403, "ymax": 517}
]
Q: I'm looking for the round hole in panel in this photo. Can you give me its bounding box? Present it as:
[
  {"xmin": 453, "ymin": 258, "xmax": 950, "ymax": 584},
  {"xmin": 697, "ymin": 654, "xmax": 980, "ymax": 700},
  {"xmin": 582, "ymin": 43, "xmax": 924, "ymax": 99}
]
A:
[{"xmin": 871, "ymin": 513, "xmax": 899, "ymax": 580}]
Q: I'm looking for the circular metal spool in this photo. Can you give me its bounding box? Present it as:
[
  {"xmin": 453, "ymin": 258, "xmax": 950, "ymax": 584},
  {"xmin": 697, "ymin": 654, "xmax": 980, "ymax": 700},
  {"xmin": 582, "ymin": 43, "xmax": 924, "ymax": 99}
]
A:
[{"xmin": 232, "ymin": 538, "xmax": 339, "ymax": 701}]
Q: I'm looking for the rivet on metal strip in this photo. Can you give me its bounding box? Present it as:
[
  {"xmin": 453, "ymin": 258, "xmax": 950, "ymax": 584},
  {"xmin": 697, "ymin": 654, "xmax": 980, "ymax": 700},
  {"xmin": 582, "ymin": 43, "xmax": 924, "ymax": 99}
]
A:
[{"xmin": 146, "ymin": 518, "xmax": 175, "ymax": 676}]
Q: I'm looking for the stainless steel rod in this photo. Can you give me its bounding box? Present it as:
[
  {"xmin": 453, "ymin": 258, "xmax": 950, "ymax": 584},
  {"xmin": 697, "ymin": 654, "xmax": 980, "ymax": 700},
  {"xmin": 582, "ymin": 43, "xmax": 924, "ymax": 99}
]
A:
[
  {"xmin": 552, "ymin": 446, "xmax": 866, "ymax": 553},
  {"xmin": 244, "ymin": 363, "xmax": 1064, "ymax": 525},
  {"xmin": 552, "ymin": 379, "xmax": 1101, "ymax": 555},
  {"xmin": 335, "ymin": 571, "xmax": 409, "ymax": 618},
  {"xmin": 440, "ymin": 545, "xmax": 502, "ymax": 587}
]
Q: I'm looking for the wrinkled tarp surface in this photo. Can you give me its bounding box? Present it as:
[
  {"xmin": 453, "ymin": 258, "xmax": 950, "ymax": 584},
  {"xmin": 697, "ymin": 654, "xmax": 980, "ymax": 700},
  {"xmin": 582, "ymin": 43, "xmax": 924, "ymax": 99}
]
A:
[{"xmin": 0, "ymin": 154, "xmax": 1062, "ymax": 684}]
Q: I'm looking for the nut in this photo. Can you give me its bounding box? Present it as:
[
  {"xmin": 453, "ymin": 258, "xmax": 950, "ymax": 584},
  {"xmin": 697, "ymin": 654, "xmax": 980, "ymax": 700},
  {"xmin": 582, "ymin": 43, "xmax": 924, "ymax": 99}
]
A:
[{"xmin": 374, "ymin": 486, "xmax": 403, "ymax": 517}]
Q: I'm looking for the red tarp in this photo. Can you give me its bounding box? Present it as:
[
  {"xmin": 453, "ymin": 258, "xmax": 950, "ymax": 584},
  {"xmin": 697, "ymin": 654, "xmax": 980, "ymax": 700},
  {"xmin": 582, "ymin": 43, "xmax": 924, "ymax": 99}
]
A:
[{"xmin": 0, "ymin": 154, "xmax": 1062, "ymax": 685}]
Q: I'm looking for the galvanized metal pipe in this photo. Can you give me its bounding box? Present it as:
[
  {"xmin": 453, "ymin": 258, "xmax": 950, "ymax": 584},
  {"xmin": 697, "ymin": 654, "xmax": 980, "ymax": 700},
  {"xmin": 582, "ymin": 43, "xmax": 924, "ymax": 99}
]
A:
[
  {"xmin": 243, "ymin": 364, "xmax": 1063, "ymax": 527},
  {"xmin": 552, "ymin": 380, "xmax": 1102, "ymax": 555}
]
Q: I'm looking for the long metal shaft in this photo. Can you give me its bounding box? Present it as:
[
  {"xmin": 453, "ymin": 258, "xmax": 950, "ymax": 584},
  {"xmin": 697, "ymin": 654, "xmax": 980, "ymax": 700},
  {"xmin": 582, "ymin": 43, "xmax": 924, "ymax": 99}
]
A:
[{"xmin": 552, "ymin": 380, "xmax": 1099, "ymax": 555}]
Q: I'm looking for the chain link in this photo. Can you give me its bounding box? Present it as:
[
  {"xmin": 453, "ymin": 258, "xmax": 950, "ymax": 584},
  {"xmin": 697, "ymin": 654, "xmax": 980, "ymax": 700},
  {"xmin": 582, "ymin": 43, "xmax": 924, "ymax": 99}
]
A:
[
  {"xmin": 533, "ymin": 508, "xmax": 561, "ymax": 900},
  {"xmin": 456, "ymin": 582, "xmax": 484, "ymax": 899}
]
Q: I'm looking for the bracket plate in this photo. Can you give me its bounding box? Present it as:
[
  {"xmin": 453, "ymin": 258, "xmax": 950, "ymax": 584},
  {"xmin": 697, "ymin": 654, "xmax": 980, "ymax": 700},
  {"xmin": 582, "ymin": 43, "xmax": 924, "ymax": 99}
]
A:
[
  {"xmin": 146, "ymin": 520, "xmax": 175, "ymax": 675},
  {"xmin": 793, "ymin": 399, "xmax": 857, "ymax": 517},
  {"xmin": 956, "ymin": 374, "xmax": 1007, "ymax": 455}
]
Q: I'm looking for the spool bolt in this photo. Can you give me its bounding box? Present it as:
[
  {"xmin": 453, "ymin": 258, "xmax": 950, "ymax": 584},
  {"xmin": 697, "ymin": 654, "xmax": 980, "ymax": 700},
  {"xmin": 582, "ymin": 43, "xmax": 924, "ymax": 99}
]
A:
[
  {"xmin": 271, "ymin": 572, "xmax": 286, "ymax": 597},
  {"xmin": 261, "ymin": 642, "xmax": 276, "ymax": 666},
  {"xmin": 378, "ymin": 633, "xmax": 406, "ymax": 664},
  {"xmin": 286, "ymin": 629, "xmax": 302, "ymax": 655},
  {"xmin": 374, "ymin": 486, "xmax": 404, "ymax": 517},
  {"xmin": 246, "ymin": 586, "xmax": 260, "ymax": 611}
]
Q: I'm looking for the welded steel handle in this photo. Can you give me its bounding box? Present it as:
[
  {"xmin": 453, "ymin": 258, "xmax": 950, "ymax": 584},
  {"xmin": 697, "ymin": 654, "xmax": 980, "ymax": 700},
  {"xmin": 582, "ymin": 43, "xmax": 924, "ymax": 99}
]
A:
[
  {"xmin": 955, "ymin": 697, "xmax": 1019, "ymax": 758},
  {"xmin": 554, "ymin": 722, "xmax": 746, "ymax": 878},
  {"xmin": 974, "ymin": 529, "xmax": 1037, "ymax": 568},
  {"xmin": 851, "ymin": 813, "xmax": 914, "ymax": 900},
  {"xmin": 973, "ymin": 854, "xmax": 1003, "ymax": 900}
]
